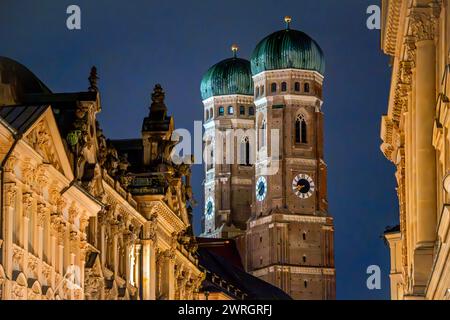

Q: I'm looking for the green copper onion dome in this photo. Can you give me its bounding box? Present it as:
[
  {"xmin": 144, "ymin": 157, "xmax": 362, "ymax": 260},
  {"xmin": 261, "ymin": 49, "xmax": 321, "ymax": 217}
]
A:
[
  {"xmin": 200, "ymin": 45, "xmax": 254, "ymax": 100},
  {"xmin": 251, "ymin": 17, "xmax": 325, "ymax": 76}
]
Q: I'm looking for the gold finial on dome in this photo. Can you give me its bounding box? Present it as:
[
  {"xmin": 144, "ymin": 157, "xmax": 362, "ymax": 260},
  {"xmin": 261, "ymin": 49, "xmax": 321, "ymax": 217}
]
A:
[
  {"xmin": 284, "ymin": 16, "xmax": 292, "ymax": 29},
  {"xmin": 231, "ymin": 44, "xmax": 239, "ymax": 58}
]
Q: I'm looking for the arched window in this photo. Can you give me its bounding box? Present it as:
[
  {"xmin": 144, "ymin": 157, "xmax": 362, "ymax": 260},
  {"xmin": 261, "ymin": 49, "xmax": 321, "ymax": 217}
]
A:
[
  {"xmin": 271, "ymin": 82, "xmax": 277, "ymax": 93},
  {"xmin": 255, "ymin": 86, "xmax": 259, "ymax": 98},
  {"xmin": 295, "ymin": 82, "xmax": 300, "ymax": 92},
  {"xmin": 240, "ymin": 106, "xmax": 245, "ymax": 116},
  {"xmin": 260, "ymin": 85, "xmax": 265, "ymax": 96},
  {"xmin": 249, "ymin": 106, "xmax": 255, "ymax": 116},
  {"xmin": 260, "ymin": 119, "xmax": 267, "ymax": 149},
  {"xmin": 210, "ymin": 108, "xmax": 213, "ymax": 118},
  {"xmin": 207, "ymin": 148, "xmax": 214, "ymax": 171},
  {"xmin": 205, "ymin": 109, "xmax": 209, "ymax": 121},
  {"xmin": 304, "ymin": 280, "xmax": 308, "ymax": 289},
  {"xmin": 304, "ymin": 82, "xmax": 310, "ymax": 93},
  {"xmin": 303, "ymin": 255, "xmax": 307, "ymax": 263},
  {"xmin": 281, "ymin": 82, "xmax": 287, "ymax": 92},
  {"xmin": 218, "ymin": 106, "xmax": 224, "ymax": 116},
  {"xmin": 302, "ymin": 232, "xmax": 307, "ymax": 241},
  {"xmin": 240, "ymin": 136, "xmax": 251, "ymax": 166},
  {"xmin": 295, "ymin": 114, "xmax": 307, "ymax": 144},
  {"xmin": 228, "ymin": 106, "xmax": 234, "ymax": 115}
]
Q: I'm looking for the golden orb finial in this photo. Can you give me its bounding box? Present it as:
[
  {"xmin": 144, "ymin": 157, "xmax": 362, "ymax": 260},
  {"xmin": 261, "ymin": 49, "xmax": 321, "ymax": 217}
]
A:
[
  {"xmin": 231, "ymin": 44, "xmax": 239, "ymax": 58},
  {"xmin": 284, "ymin": 16, "xmax": 292, "ymax": 29}
]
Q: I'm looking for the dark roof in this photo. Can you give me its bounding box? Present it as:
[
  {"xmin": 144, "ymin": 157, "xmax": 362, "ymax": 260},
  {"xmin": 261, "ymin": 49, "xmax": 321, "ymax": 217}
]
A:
[
  {"xmin": 197, "ymin": 238, "xmax": 244, "ymax": 270},
  {"xmin": 196, "ymin": 238, "xmax": 292, "ymax": 300},
  {"xmin": 0, "ymin": 105, "xmax": 48, "ymax": 134}
]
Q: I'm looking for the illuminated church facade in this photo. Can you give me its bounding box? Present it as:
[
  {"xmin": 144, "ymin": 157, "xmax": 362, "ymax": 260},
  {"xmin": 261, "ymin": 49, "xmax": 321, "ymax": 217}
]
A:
[{"xmin": 200, "ymin": 17, "xmax": 336, "ymax": 300}]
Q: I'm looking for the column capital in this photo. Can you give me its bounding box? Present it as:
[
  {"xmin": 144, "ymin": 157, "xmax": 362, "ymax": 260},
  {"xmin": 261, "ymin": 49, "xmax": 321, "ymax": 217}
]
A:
[{"xmin": 409, "ymin": 4, "xmax": 440, "ymax": 42}]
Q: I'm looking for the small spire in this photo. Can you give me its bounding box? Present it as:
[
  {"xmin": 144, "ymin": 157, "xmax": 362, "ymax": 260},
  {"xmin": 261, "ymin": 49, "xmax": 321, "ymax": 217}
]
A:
[
  {"xmin": 231, "ymin": 44, "xmax": 239, "ymax": 58},
  {"xmin": 284, "ymin": 16, "xmax": 292, "ymax": 30},
  {"xmin": 88, "ymin": 66, "xmax": 99, "ymax": 92},
  {"xmin": 150, "ymin": 84, "xmax": 167, "ymax": 116}
]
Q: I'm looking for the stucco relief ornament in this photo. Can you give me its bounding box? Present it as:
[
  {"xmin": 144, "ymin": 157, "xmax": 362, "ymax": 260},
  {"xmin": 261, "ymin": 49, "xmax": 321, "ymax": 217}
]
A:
[
  {"xmin": 4, "ymin": 153, "xmax": 18, "ymax": 173},
  {"xmin": 68, "ymin": 202, "xmax": 79, "ymax": 224},
  {"xmin": 4, "ymin": 183, "xmax": 17, "ymax": 207},
  {"xmin": 410, "ymin": 9, "xmax": 439, "ymax": 42},
  {"xmin": 23, "ymin": 193, "xmax": 34, "ymax": 218},
  {"xmin": 37, "ymin": 203, "xmax": 49, "ymax": 227}
]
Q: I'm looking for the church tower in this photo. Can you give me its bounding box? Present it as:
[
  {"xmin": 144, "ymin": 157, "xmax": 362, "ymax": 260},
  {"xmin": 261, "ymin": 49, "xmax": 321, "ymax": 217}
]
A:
[
  {"xmin": 200, "ymin": 46, "xmax": 255, "ymax": 238},
  {"xmin": 245, "ymin": 17, "xmax": 335, "ymax": 299}
]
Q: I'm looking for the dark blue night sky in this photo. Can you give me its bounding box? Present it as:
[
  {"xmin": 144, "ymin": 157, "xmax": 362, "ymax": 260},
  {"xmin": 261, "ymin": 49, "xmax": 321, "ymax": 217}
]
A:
[{"xmin": 0, "ymin": 0, "xmax": 398, "ymax": 299}]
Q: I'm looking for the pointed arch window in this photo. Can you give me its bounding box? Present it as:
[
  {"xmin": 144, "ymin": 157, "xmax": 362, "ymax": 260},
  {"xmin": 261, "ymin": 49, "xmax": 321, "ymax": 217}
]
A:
[
  {"xmin": 295, "ymin": 114, "xmax": 307, "ymax": 144},
  {"xmin": 281, "ymin": 82, "xmax": 287, "ymax": 92},
  {"xmin": 240, "ymin": 136, "xmax": 251, "ymax": 166}
]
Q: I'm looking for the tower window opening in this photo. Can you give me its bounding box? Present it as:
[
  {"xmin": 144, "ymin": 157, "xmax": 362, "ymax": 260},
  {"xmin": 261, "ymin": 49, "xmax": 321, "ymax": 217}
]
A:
[
  {"xmin": 218, "ymin": 106, "xmax": 224, "ymax": 116},
  {"xmin": 249, "ymin": 106, "xmax": 255, "ymax": 116},
  {"xmin": 295, "ymin": 82, "xmax": 300, "ymax": 92},
  {"xmin": 207, "ymin": 147, "xmax": 214, "ymax": 171},
  {"xmin": 260, "ymin": 257, "xmax": 263, "ymax": 265},
  {"xmin": 295, "ymin": 114, "xmax": 307, "ymax": 144},
  {"xmin": 261, "ymin": 85, "xmax": 265, "ymax": 96},
  {"xmin": 302, "ymin": 232, "xmax": 307, "ymax": 241},
  {"xmin": 228, "ymin": 106, "xmax": 234, "ymax": 115},
  {"xmin": 205, "ymin": 109, "xmax": 209, "ymax": 121},
  {"xmin": 304, "ymin": 83, "xmax": 310, "ymax": 93},
  {"xmin": 281, "ymin": 82, "xmax": 287, "ymax": 92},
  {"xmin": 240, "ymin": 106, "xmax": 245, "ymax": 115},
  {"xmin": 240, "ymin": 136, "xmax": 251, "ymax": 166},
  {"xmin": 271, "ymin": 82, "xmax": 277, "ymax": 93},
  {"xmin": 304, "ymin": 280, "xmax": 308, "ymax": 288},
  {"xmin": 210, "ymin": 108, "xmax": 213, "ymax": 118},
  {"xmin": 303, "ymin": 255, "xmax": 307, "ymax": 263},
  {"xmin": 255, "ymin": 86, "xmax": 260, "ymax": 98},
  {"xmin": 260, "ymin": 236, "xmax": 263, "ymax": 243}
]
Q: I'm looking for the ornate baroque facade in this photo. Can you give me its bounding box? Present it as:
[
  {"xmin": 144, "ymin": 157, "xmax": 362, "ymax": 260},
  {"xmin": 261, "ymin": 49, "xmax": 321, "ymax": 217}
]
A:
[
  {"xmin": 381, "ymin": 0, "xmax": 450, "ymax": 300},
  {"xmin": 0, "ymin": 57, "xmax": 204, "ymax": 300}
]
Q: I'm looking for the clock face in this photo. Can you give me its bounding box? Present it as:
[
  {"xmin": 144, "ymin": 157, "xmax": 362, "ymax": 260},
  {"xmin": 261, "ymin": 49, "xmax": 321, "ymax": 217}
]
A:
[
  {"xmin": 205, "ymin": 197, "xmax": 214, "ymax": 220},
  {"xmin": 256, "ymin": 176, "xmax": 267, "ymax": 202},
  {"xmin": 292, "ymin": 174, "xmax": 315, "ymax": 199}
]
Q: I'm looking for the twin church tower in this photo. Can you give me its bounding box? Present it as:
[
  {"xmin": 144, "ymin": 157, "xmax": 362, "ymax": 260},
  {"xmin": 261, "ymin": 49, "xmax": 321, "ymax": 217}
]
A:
[{"xmin": 199, "ymin": 17, "xmax": 335, "ymax": 300}]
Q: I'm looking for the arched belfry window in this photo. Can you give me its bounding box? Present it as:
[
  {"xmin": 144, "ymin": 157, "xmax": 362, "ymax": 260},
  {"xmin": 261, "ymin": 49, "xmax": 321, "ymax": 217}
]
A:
[
  {"xmin": 295, "ymin": 114, "xmax": 307, "ymax": 144},
  {"xmin": 240, "ymin": 136, "xmax": 251, "ymax": 166},
  {"xmin": 205, "ymin": 109, "xmax": 209, "ymax": 121},
  {"xmin": 304, "ymin": 83, "xmax": 310, "ymax": 93},
  {"xmin": 249, "ymin": 106, "xmax": 255, "ymax": 116},
  {"xmin": 228, "ymin": 106, "xmax": 234, "ymax": 115},
  {"xmin": 255, "ymin": 86, "xmax": 260, "ymax": 98},
  {"xmin": 295, "ymin": 82, "xmax": 300, "ymax": 92},
  {"xmin": 281, "ymin": 82, "xmax": 287, "ymax": 92},
  {"xmin": 260, "ymin": 85, "xmax": 265, "ymax": 96},
  {"xmin": 271, "ymin": 83, "xmax": 277, "ymax": 93},
  {"xmin": 218, "ymin": 106, "xmax": 224, "ymax": 116}
]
